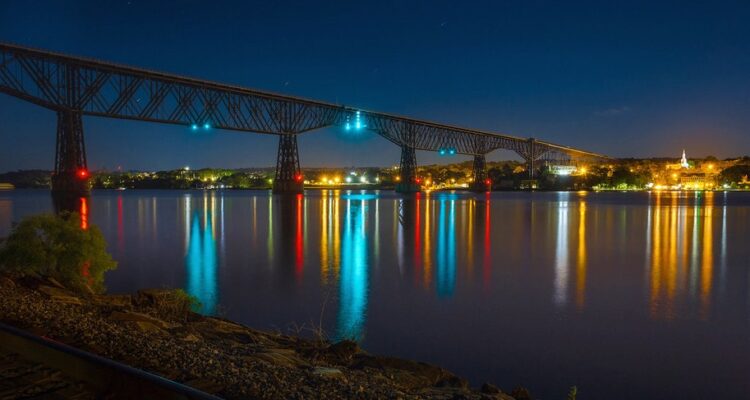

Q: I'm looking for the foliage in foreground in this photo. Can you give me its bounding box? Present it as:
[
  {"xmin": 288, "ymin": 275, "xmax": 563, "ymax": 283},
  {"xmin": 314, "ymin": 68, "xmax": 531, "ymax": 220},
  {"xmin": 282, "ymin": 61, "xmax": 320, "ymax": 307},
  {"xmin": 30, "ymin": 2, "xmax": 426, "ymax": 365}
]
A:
[
  {"xmin": 162, "ymin": 288, "xmax": 202, "ymax": 316},
  {"xmin": 134, "ymin": 288, "xmax": 202, "ymax": 322},
  {"xmin": 0, "ymin": 212, "xmax": 117, "ymax": 293}
]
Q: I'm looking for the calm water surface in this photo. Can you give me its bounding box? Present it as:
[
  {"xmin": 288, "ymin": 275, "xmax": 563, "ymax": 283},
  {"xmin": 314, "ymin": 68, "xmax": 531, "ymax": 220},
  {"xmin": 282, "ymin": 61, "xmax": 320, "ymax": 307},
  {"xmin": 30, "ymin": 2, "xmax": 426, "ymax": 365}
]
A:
[{"xmin": 1, "ymin": 189, "xmax": 749, "ymax": 399}]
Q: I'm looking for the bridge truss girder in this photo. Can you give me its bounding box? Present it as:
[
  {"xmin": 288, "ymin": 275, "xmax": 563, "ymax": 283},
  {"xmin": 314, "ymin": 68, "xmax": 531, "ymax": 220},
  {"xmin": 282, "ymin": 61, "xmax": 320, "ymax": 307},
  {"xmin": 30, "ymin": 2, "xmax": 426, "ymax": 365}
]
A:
[{"xmin": 0, "ymin": 43, "xmax": 609, "ymax": 193}]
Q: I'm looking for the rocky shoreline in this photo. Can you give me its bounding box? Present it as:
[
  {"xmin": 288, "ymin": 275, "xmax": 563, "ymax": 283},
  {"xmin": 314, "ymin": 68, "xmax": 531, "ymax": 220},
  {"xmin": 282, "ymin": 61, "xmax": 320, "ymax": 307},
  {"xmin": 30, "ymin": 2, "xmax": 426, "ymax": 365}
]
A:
[{"xmin": 0, "ymin": 275, "xmax": 522, "ymax": 399}]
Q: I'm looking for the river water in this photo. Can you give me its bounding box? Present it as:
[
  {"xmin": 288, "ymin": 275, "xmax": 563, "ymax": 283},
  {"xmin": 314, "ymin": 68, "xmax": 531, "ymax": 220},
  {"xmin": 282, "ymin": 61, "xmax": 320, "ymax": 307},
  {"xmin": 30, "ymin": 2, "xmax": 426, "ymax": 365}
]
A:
[{"xmin": 1, "ymin": 189, "xmax": 749, "ymax": 399}]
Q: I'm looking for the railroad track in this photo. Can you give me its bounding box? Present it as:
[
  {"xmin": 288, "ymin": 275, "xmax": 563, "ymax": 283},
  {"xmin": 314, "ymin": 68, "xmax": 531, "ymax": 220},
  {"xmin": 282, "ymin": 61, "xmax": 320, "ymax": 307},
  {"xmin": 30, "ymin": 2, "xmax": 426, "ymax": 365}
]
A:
[
  {"xmin": 0, "ymin": 323, "xmax": 221, "ymax": 400},
  {"xmin": 0, "ymin": 350, "xmax": 94, "ymax": 399}
]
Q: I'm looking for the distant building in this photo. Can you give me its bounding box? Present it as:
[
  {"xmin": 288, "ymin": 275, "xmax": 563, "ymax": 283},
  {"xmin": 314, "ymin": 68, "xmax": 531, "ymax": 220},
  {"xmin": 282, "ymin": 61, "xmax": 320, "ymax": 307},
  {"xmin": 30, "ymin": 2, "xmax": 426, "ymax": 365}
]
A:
[
  {"xmin": 680, "ymin": 150, "xmax": 690, "ymax": 168},
  {"xmin": 680, "ymin": 172, "xmax": 716, "ymax": 190},
  {"xmin": 550, "ymin": 165, "xmax": 577, "ymax": 175},
  {"xmin": 666, "ymin": 149, "xmax": 691, "ymax": 170}
]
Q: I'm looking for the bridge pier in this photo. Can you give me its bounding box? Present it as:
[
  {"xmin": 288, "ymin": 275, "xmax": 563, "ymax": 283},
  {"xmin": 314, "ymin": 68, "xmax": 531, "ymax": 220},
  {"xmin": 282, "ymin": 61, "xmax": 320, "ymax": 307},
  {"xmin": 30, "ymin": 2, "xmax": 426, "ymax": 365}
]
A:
[
  {"xmin": 272, "ymin": 133, "xmax": 304, "ymax": 194},
  {"xmin": 51, "ymin": 110, "xmax": 90, "ymax": 196},
  {"xmin": 469, "ymin": 154, "xmax": 491, "ymax": 192},
  {"xmin": 395, "ymin": 145, "xmax": 420, "ymax": 193}
]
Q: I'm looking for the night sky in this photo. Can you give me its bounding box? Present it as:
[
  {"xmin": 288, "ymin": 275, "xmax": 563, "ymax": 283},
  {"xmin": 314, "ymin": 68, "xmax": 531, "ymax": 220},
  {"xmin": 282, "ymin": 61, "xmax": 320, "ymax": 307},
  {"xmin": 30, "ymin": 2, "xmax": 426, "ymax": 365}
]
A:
[{"xmin": 1, "ymin": 1, "xmax": 749, "ymax": 171}]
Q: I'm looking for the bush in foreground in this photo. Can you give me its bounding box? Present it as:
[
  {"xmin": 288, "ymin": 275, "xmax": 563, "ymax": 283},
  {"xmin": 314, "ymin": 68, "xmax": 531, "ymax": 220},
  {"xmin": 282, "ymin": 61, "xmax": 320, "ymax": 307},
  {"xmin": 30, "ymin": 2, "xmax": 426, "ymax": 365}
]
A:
[{"xmin": 0, "ymin": 212, "xmax": 117, "ymax": 293}]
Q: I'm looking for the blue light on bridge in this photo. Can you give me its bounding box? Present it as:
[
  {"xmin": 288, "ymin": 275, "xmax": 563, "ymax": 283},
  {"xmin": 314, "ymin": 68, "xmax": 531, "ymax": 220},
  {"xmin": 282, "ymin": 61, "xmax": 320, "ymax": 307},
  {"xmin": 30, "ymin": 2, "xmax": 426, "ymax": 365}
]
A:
[
  {"xmin": 190, "ymin": 123, "xmax": 212, "ymax": 131},
  {"xmin": 344, "ymin": 110, "xmax": 366, "ymax": 132},
  {"xmin": 438, "ymin": 147, "xmax": 457, "ymax": 156}
]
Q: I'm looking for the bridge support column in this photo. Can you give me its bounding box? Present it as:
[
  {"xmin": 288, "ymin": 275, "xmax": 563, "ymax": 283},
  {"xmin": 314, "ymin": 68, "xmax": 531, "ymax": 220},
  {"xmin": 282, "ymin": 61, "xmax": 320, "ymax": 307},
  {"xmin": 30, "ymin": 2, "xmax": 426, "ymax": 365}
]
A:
[
  {"xmin": 51, "ymin": 110, "xmax": 90, "ymax": 196},
  {"xmin": 470, "ymin": 154, "xmax": 491, "ymax": 192},
  {"xmin": 272, "ymin": 133, "xmax": 303, "ymax": 194},
  {"xmin": 395, "ymin": 145, "xmax": 420, "ymax": 193},
  {"xmin": 526, "ymin": 138, "xmax": 537, "ymax": 179}
]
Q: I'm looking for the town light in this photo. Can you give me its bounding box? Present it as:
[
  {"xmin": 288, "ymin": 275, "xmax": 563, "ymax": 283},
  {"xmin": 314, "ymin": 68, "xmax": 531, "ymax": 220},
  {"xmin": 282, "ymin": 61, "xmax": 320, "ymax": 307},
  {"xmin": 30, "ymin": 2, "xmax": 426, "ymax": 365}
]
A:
[
  {"xmin": 360, "ymin": 176, "xmax": 368, "ymax": 183},
  {"xmin": 345, "ymin": 176, "xmax": 352, "ymax": 183}
]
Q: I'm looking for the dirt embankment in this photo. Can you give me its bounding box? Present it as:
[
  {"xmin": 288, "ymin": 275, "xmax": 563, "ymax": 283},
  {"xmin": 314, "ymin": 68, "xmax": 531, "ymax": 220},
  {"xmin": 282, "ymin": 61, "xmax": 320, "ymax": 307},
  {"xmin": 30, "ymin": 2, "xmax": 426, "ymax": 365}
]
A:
[{"xmin": 0, "ymin": 276, "xmax": 522, "ymax": 400}]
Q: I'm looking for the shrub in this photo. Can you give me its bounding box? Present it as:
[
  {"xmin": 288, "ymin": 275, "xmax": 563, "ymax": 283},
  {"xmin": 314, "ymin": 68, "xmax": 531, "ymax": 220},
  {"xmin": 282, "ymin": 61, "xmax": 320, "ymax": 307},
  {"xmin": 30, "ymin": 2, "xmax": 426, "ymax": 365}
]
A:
[
  {"xmin": 135, "ymin": 288, "xmax": 201, "ymax": 321},
  {"xmin": 0, "ymin": 212, "xmax": 117, "ymax": 293},
  {"xmin": 157, "ymin": 288, "xmax": 202, "ymax": 317}
]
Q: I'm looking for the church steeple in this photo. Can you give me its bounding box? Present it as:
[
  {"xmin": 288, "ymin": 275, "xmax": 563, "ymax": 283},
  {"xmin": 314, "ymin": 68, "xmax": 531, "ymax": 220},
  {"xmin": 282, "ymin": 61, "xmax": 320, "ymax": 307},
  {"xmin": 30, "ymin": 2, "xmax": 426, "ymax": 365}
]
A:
[{"xmin": 680, "ymin": 149, "xmax": 689, "ymax": 168}]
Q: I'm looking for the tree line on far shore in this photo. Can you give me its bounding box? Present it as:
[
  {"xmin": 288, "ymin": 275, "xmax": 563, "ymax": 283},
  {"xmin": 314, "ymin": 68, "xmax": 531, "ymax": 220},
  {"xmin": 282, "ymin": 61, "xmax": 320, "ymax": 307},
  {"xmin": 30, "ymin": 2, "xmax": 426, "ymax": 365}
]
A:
[{"xmin": 1, "ymin": 156, "xmax": 750, "ymax": 191}]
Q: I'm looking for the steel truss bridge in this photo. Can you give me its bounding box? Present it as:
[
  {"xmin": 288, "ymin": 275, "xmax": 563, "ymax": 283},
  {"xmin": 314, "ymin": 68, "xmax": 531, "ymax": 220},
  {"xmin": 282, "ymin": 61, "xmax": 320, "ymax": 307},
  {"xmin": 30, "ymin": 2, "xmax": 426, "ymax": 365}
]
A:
[{"xmin": 0, "ymin": 42, "xmax": 609, "ymax": 194}]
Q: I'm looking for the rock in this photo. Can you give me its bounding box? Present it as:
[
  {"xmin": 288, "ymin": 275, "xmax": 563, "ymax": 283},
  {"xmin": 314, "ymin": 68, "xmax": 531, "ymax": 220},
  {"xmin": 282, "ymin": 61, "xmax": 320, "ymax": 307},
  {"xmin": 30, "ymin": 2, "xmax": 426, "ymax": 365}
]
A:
[
  {"xmin": 46, "ymin": 277, "xmax": 65, "ymax": 289},
  {"xmin": 134, "ymin": 321, "xmax": 166, "ymax": 334},
  {"xmin": 181, "ymin": 333, "xmax": 202, "ymax": 342},
  {"xmin": 481, "ymin": 383, "xmax": 502, "ymax": 394},
  {"xmin": 246, "ymin": 348, "xmax": 307, "ymax": 368},
  {"xmin": 37, "ymin": 285, "xmax": 83, "ymax": 305},
  {"xmin": 51, "ymin": 296, "xmax": 84, "ymax": 305},
  {"xmin": 328, "ymin": 340, "xmax": 360, "ymax": 363},
  {"xmin": 109, "ymin": 310, "xmax": 177, "ymax": 329},
  {"xmin": 510, "ymin": 386, "xmax": 533, "ymax": 400},
  {"xmin": 38, "ymin": 285, "xmax": 73, "ymax": 298},
  {"xmin": 205, "ymin": 317, "xmax": 245, "ymax": 333},
  {"xmin": 351, "ymin": 356, "xmax": 468, "ymax": 390},
  {"xmin": 312, "ymin": 367, "xmax": 344, "ymax": 378},
  {"xmin": 0, "ymin": 276, "xmax": 15, "ymax": 289},
  {"xmin": 135, "ymin": 289, "xmax": 190, "ymax": 311},
  {"xmin": 95, "ymin": 294, "xmax": 133, "ymax": 308}
]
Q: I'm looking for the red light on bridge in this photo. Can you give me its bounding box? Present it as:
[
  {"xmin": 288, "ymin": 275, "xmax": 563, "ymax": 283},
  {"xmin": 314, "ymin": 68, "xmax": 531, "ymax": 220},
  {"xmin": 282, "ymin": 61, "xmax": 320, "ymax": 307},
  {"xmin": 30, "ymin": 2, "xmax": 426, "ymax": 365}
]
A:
[
  {"xmin": 294, "ymin": 174, "xmax": 303, "ymax": 182},
  {"xmin": 77, "ymin": 169, "xmax": 89, "ymax": 179},
  {"xmin": 485, "ymin": 179, "xmax": 492, "ymax": 185}
]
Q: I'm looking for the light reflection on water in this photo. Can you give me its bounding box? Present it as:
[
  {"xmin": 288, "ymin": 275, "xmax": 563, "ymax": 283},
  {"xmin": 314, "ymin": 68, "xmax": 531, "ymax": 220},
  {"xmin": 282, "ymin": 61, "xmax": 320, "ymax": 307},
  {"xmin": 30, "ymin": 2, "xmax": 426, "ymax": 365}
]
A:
[
  {"xmin": 185, "ymin": 194, "xmax": 218, "ymax": 315},
  {"xmin": 1, "ymin": 189, "xmax": 750, "ymax": 399}
]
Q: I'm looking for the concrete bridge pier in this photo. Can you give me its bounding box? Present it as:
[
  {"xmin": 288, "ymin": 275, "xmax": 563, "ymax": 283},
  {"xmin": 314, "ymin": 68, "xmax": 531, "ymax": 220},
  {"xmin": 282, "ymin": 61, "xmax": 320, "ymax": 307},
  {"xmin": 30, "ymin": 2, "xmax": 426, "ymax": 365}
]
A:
[
  {"xmin": 469, "ymin": 154, "xmax": 491, "ymax": 192},
  {"xmin": 272, "ymin": 133, "xmax": 304, "ymax": 194},
  {"xmin": 51, "ymin": 110, "xmax": 90, "ymax": 197},
  {"xmin": 395, "ymin": 145, "xmax": 421, "ymax": 193}
]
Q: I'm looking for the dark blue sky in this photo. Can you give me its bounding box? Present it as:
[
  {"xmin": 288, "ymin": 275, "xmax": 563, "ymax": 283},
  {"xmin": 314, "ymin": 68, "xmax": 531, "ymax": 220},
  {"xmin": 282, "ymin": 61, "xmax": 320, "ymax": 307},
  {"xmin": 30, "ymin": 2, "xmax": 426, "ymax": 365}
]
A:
[{"xmin": 1, "ymin": 1, "xmax": 749, "ymax": 171}]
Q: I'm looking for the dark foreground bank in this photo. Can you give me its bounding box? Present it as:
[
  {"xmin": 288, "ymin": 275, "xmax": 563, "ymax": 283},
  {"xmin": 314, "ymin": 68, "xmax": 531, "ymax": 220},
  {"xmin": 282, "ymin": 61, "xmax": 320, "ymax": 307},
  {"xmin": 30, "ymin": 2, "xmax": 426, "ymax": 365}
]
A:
[{"xmin": 0, "ymin": 275, "xmax": 532, "ymax": 400}]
